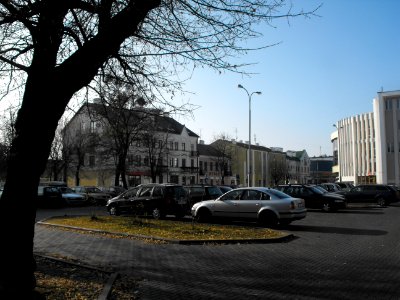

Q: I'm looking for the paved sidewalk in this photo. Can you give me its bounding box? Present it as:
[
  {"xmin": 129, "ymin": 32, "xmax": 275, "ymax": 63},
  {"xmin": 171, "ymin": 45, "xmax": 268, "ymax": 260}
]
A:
[{"xmin": 34, "ymin": 205, "xmax": 400, "ymax": 299}]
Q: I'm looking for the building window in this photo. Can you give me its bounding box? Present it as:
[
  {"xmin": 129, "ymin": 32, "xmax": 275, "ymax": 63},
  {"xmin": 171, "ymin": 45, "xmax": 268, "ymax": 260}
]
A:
[
  {"xmin": 169, "ymin": 158, "xmax": 173, "ymax": 167},
  {"xmin": 210, "ymin": 162, "xmax": 213, "ymax": 171},
  {"xmin": 128, "ymin": 154, "xmax": 134, "ymax": 166},
  {"xmin": 169, "ymin": 141, "xmax": 173, "ymax": 149},
  {"xmin": 90, "ymin": 121, "xmax": 96, "ymax": 133},
  {"xmin": 89, "ymin": 155, "xmax": 95, "ymax": 167},
  {"xmin": 397, "ymin": 98, "xmax": 400, "ymax": 110},
  {"xmin": 182, "ymin": 158, "xmax": 186, "ymax": 167},
  {"xmin": 191, "ymin": 159, "xmax": 195, "ymax": 168},
  {"xmin": 135, "ymin": 155, "xmax": 141, "ymax": 166},
  {"xmin": 182, "ymin": 143, "xmax": 186, "ymax": 151},
  {"xmin": 174, "ymin": 142, "xmax": 179, "ymax": 150},
  {"xmin": 385, "ymin": 99, "xmax": 393, "ymax": 110},
  {"xmin": 173, "ymin": 158, "xmax": 178, "ymax": 167},
  {"xmin": 204, "ymin": 162, "xmax": 208, "ymax": 171},
  {"xmin": 158, "ymin": 140, "xmax": 163, "ymax": 149},
  {"xmin": 387, "ymin": 142, "xmax": 394, "ymax": 153}
]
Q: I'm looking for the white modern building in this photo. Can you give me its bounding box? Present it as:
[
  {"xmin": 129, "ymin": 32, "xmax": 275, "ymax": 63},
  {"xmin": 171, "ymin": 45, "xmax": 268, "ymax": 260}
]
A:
[{"xmin": 332, "ymin": 90, "xmax": 400, "ymax": 185}]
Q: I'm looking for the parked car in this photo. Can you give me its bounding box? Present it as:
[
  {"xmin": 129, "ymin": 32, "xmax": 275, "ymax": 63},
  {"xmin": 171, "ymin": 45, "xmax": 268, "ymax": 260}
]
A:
[
  {"xmin": 106, "ymin": 183, "xmax": 188, "ymax": 219},
  {"xmin": 336, "ymin": 182, "xmax": 354, "ymax": 192},
  {"xmin": 57, "ymin": 186, "xmax": 87, "ymax": 206},
  {"xmin": 318, "ymin": 183, "xmax": 342, "ymax": 193},
  {"xmin": 191, "ymin": 187, "xmax": 306, "ymax": 226},
  {"xmin": 98, "ymin": 186, "xmax": 127, "ymax": 198},
  {"xmin": 73, "ymin": 186, "xmax": 111, "ymax": 205},
  {"xmin": 337, "ymin": 184, "xmax": 400, "ymax": 206},
  {"xmin": 184, "ymin": 185, "xmax": 223, "ymax": 207},
  {"xmin": 275, "ymin": 184, "xmax": 347, "ymax": 212},
  {"xmin": 37, "ymin": 185, "xmax": 65, "ymax": 208},
  {"xmin": 218, "ymin": 185, "xmax": 233, "ymax": 194}
]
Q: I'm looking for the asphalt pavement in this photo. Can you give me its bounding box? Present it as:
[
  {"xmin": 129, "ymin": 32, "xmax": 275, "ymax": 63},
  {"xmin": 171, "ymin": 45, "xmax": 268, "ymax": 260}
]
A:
[{"xmin": 34, "ymin": 204, "xmax": 400, "ymax": 299}]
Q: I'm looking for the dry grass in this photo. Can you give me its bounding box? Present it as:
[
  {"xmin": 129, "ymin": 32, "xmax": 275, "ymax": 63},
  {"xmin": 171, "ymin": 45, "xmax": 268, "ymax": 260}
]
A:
[
  {"xmin": 43, "ymin": 215, "xmax": 287, "ymax": 241},
  {"xmin": 34, "ymin": 255, "xmax": 139, "ymax": 300}
]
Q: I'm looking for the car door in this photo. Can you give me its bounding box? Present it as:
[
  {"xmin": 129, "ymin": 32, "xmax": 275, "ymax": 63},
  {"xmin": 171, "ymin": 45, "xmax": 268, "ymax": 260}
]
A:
[
  {"xmin": 345, "ymin": 186, "xmax": 365, "ymax": 203},
  {"xmin": 238, "ymin": 189, "xmax": 266, "ymax": 219},
  {"xmin": 211, "ymin": 189, "xmax": 243, "ymax": 218},
  {"xmin": 119, "ymin": 187, "xmax": 140, "ymax": 211}
]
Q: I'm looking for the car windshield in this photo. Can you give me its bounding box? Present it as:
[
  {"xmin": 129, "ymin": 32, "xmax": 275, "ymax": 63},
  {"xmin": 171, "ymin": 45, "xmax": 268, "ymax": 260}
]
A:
[
  {"xmin": 314, "ymin": 185, "xmax": 328, "ymax": 193},
  {"xmin": 86, "ymin": 187, "xmax": 102, "ymax": 193},
  {"xmin": 309, "ymin": 186, "xmax": 325, "ymax": 195},
  {"xmin": 59, "ymin": 187, "xmax": 75, "ymax": 194}
]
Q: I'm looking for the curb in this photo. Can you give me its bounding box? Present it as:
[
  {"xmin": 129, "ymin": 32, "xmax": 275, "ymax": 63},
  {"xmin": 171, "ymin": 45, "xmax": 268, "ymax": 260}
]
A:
[{"xmin": 37, "ymin": 219, "xmax": 295, "ymax": 245}]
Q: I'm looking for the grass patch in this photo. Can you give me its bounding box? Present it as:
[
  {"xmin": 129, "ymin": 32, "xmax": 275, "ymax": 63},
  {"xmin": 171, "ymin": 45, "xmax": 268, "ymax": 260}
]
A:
[{"xmin": 44, "ymin": 216, "xmax": 288, "ymax": 241}]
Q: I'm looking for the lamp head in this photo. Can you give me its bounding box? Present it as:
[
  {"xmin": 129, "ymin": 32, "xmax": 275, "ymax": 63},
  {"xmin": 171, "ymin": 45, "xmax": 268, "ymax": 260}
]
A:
[{"xmin": 238, "ymin": 84, "xmax": 244, "ymax": 89}]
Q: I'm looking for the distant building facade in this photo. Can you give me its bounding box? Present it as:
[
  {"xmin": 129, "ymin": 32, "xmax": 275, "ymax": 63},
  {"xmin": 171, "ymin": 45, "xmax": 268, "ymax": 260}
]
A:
[{"xmin": 332, "ymin": 90, "xmax": 400, "ymax": 186}]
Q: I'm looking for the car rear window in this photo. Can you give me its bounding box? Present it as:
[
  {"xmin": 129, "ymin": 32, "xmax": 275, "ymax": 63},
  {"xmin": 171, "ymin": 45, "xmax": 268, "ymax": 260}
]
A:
[{"xmin": 268, "ymin": 189, "xmax": 292, "ymax": 199}]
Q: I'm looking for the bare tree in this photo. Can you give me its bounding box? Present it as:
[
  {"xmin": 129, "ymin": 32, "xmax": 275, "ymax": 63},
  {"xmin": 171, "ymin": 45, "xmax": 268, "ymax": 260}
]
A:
[
  {"xmin": 269, "ymin": 154, "xmax": 287, "ymax": 186},
  {"xmin": 0, "ymin": 1, "xmax": 319, "ymax": 297},
  {"xmin": 93, "ymin": 78, "xmax": 150, "ymax": 188},
  {"xmin": 211, "ymin": 133, "xmax": 234, "ymax": 185},
  {"xmin": 138, "ymin": 115, "xmax": 170, "ymax": 183},
  {"xmin": 0, "ymin": 105, "xmax": 18, "ymax": 181}
]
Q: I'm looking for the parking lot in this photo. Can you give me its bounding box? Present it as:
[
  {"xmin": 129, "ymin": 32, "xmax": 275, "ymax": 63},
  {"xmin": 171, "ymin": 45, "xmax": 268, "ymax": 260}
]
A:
[{"xmin": 34, "ymin": 203, "xmax": 400, "ymax": 299}]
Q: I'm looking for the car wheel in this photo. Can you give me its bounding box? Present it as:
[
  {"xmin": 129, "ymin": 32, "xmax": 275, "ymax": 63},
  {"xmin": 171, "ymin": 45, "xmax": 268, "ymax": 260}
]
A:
[
  {"xmin": 152, "ymin": 207, "xmax": 165, "ymax": 220},
  {"xmin": 195, "ymin": 208, "xmax": 211, "ymax": 223},
  {"xmin": 109, "ymin": 206, "xmax": 119, "ymax": 216},
  {"xmin": 377, "ymin": 197, "xmax": 386, "ymax": 207},
  {"xmin": 258, "ymin": 210, "xmax": 278, "ymax": 227}
]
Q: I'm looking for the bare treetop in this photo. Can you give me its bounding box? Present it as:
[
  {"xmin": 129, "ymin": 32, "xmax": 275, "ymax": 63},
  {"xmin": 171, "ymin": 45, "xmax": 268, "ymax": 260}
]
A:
[{"xmin": 0, "ymin": 1, "xmax": 319, "ymax": 103}]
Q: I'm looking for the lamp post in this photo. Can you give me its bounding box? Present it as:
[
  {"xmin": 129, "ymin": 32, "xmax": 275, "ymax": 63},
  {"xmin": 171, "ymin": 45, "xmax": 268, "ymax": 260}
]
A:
[{"xmin": 238, "ymin": 84, "xmax": 262, "ymax": 187}]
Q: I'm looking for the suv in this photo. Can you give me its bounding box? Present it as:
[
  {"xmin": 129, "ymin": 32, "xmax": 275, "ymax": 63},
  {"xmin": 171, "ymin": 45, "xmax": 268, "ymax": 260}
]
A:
[
  {"xmin": 336, "ymin": 182, "xmax": 354, "ymax": 192},
  {"xmin": 106, "ymin": 183, "xmax": 188, "ymax": 219},
  {"xmin": 337, "ymin": 184, "xmax": 400, "ymax": 206},
  {"xmin": 184, "ymin": 185, "xmax": 223, "ymax": 207},
  {"xmin": 73, "ymin": 186, "xmax": 111, "ymax": 206},
  {"xmin": 276, "ymin": 184, "xmax": 347, "ymax": 212}
]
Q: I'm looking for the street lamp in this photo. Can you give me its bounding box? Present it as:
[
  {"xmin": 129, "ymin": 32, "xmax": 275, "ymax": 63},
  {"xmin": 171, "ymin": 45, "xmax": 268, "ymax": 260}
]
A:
[{"xmin": 238, "ymin": 84, "xmax": 262, "ymax": 187}]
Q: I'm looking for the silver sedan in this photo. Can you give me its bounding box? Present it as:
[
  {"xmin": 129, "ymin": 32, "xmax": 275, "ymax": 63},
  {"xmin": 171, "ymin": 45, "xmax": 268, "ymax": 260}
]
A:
[{"xmin": 191, "ymin": 187, "xmax": 306, "ymax": 226}]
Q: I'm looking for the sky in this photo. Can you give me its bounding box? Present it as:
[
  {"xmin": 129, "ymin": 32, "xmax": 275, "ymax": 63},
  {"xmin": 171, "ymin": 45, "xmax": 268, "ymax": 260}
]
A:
[{"xmin": 172, "ymin": 0, "xmax": 400, "ymax": 157}]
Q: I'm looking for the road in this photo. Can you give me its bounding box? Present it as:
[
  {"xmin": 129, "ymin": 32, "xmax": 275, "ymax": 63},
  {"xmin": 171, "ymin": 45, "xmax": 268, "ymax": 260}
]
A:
[{"xmin": 34, "ymin": 203, "xmax": 400, "ymax": 299}]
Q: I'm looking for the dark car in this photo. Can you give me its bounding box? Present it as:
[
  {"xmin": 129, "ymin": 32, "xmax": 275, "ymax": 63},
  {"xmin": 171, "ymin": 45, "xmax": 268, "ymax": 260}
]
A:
[
  {"xmin": 318, "ymin": 183, "xmax": 342, "ymax": 193},
  {"xmin": 106, "ymin": 183, "xmax": 188, "ymax": 219},
  {"xmin": 73, "ymin": 186, "xmax": 112, "ymax": 206},
  {"xmin": 218, "ymin": 185, "xmax": 233, "ymax": 194},
  {"xmin": 99, "ymin": 186, "xmax": 127, "ymax": 198},
  {"xmin": 37, "ymin": 185, "xmax": 65, "ymax": 208},
  {"xmin": 276, "ymin": 184, "xmax": 347, "ymax": 212},
  {"xmin": 337, "ymin": 184, "xmax": 400, "ymax": 206},
  {"xmin": 184, "ymin": 185, "xmax": 223, "ymax": 207},
  {"xmin": 336, "ymin": 182, "xmax": 354, "ymax": 192}
]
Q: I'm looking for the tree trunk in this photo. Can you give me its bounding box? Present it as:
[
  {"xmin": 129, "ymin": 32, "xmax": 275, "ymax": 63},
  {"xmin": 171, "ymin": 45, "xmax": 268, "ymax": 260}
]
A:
[{"xmin": 0, "ymin": 74, "xmax": 70, "ymax": 297}]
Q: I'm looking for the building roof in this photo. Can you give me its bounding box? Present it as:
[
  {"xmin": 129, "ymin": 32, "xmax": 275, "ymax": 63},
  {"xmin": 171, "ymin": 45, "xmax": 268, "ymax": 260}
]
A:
[
  {"xmin": 197, "ymin": 144, "xmax": 223, "ymax": 157},
  {"xmin": 68, "ymin": 102, "xmax": 199, "ymax": 138}
]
